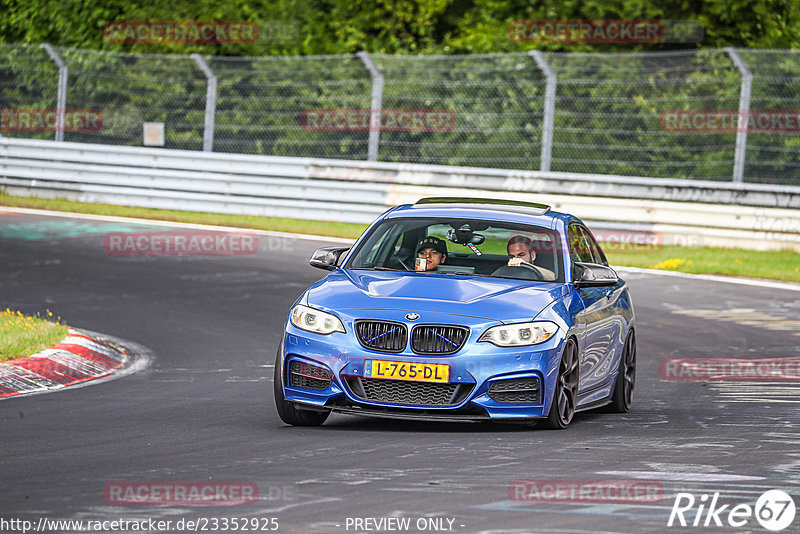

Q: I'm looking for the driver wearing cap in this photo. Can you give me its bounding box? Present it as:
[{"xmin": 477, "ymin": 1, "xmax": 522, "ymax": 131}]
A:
[{"xmin": 416, "ymin": 236, "xmax": 447, "ymax": 272}]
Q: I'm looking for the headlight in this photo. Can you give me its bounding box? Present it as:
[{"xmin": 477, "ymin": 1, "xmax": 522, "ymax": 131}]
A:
[
  {"xmin": 290, "ymin": 305, "xmax": 345, "ymax": 335},
  {"xmin": 478, "ymin": 321, "xmax": 558, "ymax": 347}
]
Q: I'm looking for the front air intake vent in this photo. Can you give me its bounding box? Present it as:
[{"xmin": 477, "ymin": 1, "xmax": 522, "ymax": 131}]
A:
[
  {"xmin": 344, "ymin": 377, "xmax": 471, "ymax": 406},
  {"xmin": 288, "ymin": 360, "xmax": 332, "ymax": 390},
  {"xmin": 355, "ymin": 320, "xmax": 407, "ymax": 352},
  {"xmin": 410, "ymin": 325, "xmax": 469, "ymax": 355},
  {"xmin": 488, "ymin": 377, "xmax": 541, "ymax": 404}
]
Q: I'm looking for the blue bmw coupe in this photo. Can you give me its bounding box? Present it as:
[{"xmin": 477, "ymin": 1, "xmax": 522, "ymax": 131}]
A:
[{"xmin": 274, "ymin": 198, "xmax": 636, "ymax": 429}]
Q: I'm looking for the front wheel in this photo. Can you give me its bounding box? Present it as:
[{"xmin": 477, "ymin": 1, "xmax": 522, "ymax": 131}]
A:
[
  {"xmin": 273, "ymin": 345, "xmax": 330, "ymax": 426},
  {"xmin": 542, "ymin": 338, "xmax": 579, "ymax": 429},
  {"xmin": 609, "ymin": 330, "xmax": 636, "ymax": 413}
]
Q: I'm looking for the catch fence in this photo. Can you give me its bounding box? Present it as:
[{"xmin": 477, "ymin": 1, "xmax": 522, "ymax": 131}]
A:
[{"xmin": 1, "ymin": 44, "xmax": 798, "ymax": 184}]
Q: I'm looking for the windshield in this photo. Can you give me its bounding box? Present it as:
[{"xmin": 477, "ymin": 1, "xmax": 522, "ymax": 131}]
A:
[{"xmin": 345, "ymin": 217, "xmax": 564, "ymax": 283}]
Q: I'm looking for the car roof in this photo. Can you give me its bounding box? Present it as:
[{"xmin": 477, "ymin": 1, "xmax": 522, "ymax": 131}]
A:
[{"xmin": 383, "ymin": 197, "xmax": 576, "ymax": 230}]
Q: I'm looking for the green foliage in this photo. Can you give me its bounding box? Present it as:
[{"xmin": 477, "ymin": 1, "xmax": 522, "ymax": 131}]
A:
[
  {"xmin": 1, "ymin": 0, "xmax": 798, "ymax": 53},
  {"xmin": 0, "ymin": 308, "xmax": 68, "ymax": 362}
]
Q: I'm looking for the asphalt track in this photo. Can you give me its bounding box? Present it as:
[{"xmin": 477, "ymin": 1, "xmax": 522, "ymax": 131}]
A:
[{"xmin": 1, "ymin": 209, "xmax": 799, "ymax": 534}]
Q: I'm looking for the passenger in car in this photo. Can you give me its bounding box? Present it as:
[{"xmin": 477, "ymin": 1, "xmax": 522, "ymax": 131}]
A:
[
  {"xmin": 416, "ymin": 236, "xmax": 448, "ymax": 272},
  {"xmin": 507, "ymin": 235, "xmax": 556, "ymax": 281}
]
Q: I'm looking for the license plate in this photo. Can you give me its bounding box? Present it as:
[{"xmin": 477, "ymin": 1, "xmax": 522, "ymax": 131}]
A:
[{"xmin": 364, "ymin": 359, "xmax": 449, "ymax": 383}]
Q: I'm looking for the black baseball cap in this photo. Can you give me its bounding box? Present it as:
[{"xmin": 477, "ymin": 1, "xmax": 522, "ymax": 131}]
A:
[{"xmin": 417, "ymin": 236, "xmax": 447, "ymax": 255}]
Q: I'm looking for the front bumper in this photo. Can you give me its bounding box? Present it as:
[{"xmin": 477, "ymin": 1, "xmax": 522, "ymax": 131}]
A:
[{"xmin": 280, "ymin": 322, "xmax": 566, "ymax": 420}]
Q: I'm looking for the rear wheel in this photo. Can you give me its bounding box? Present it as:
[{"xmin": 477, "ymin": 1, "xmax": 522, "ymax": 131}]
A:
[
  {"xmin": 609, "ymin": 330, "xmax": 636, "ymax": 413},
  {"xmin": 273, "ymin": 344, "xmax": 330, "ymax": 426},
  {"xmin": 542, "ymin": 338, "xmax": 579, "ymax": 429}
]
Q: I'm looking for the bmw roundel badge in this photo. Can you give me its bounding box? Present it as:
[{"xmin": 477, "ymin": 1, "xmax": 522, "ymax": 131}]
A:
[{"xmin": 405, "ymin": 313, "xmax": 420, "ymax": 321}]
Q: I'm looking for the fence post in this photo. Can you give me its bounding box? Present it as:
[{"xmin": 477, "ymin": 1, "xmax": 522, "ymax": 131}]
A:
[
  {"xmin": 357, "ymin": 51, "xmax": 384, "ymax": 162},
  {"xmin": 191, "ymin": 54, "xmax": 217, "ymax": 152},
  {"xmin": 529, "ymin": 50, "xmax": 556, "ymax": 172},
  {"xmin": 726, "ymin": 47, "xmax": 752, "ymax": 183},
  {"xmin": 41, "ymin": 44, "xmax": 67, "ymax": 142}
]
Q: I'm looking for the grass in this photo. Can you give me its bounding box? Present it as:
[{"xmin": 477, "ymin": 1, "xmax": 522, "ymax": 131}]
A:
[
  {"xmin": 603, "ymin": 244, "xmax": 800, "ymax": 282},
  {"xmin": 0, "ymin": 309, "xmax": 69, "ymax": 363},
  {"xmin": 0, "ymin": 194, "xmax": 368, "ymax": 239},
  {"xmin": 2, "ymin": 193, "xmax": 799, "ymax": 282}
]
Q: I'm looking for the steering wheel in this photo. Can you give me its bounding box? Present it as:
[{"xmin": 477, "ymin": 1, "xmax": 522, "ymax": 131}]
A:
[
  {"xmin": 493, "ymin": 262, "xmax": 546, "ymax": 281},
  {"xmin": 514, "ymin": 262, "xmax": 546, "ymax": 280}
]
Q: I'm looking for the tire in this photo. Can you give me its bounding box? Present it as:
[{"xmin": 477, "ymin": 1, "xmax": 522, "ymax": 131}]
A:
[
  {"xmin": 609, "ymin": 330, "xmax": 636, "ymax": 413},
  {"xmin": 273, "ymin": 344, "xmax": 330, "ymax": 426},
  {"xmin": 542, "ymin": 338, "xmax": 579, "ymax": 429}
]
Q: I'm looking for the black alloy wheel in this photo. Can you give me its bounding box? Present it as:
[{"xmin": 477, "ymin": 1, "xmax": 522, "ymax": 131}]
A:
[
  {"xmin": 609, "ymin": 330, "xmax": 636, "ymax": 413},
  {"xmin": 543, "ymin": 338, "xmax": 579, "ymax": 429}
]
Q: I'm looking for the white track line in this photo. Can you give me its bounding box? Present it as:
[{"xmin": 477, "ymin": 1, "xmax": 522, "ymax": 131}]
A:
[
  {"xmin": 615, "ymin": 266, "xmax": 800, "ymax": 292},
  {"xmin": 3, "ymin": 206, "xmax": 355, "ymax": 244}
]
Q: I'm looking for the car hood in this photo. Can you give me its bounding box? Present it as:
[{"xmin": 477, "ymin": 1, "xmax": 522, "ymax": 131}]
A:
[{"xmin": 306, "ymin": 270, "xmax": 567, "ymax": 323}]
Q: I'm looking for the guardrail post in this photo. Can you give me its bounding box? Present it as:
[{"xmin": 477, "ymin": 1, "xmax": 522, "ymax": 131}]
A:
[
  {"xmin": 357, "ymin": 51, "xmax": 384, "ymax": 162},
  {"xmin": 726, "ymin": 47, "xmax": 752, "ymax": 183},
  {"xmin": 529, "ymin": 50, "xmax": 557, "ymax": 172},
  {"xmin": 41, "ymin": 44, "xmax": 68, "ymax": 142},
  {"xmin": 191, "ymin": 54, "xmax": 217, "ymax": 152}
]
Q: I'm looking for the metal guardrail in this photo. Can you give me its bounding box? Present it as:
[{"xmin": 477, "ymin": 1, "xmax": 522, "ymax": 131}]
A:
[
  {"xmin": 2, "ymin": 138, "xmax": 799, "ymax": 251},
  {"xmin": 3, "ymin": 44, "xmax": 800, "ymax": 184}
]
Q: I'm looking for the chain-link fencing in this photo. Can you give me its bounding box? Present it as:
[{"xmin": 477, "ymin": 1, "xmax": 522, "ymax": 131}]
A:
[{"xmin": 1, "ymin": 43, "xmax": 798, "ymax": 184}]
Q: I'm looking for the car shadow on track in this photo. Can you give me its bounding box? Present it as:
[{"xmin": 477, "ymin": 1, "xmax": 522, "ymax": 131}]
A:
[{"xmin": 284, "ymin": 411, "xmax": 609, "ymax": 433}]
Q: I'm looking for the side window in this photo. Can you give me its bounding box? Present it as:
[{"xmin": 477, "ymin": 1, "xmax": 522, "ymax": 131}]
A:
[
  {"xmin": 579, "ymin": 226, "xmax": 608, "ymax": 266},
  {"xmin": 568, "ymin": 224, "xmax": 593, "ymax": 263}
]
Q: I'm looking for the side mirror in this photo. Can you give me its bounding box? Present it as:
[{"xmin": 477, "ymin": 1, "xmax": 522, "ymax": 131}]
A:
[
  {"xmin": 309, "ymin": 247, "xmax": 350, "ymax": 271},
  {"xmin": 573, "ymin": 262, "xmax": 619, "ymax": 288}
]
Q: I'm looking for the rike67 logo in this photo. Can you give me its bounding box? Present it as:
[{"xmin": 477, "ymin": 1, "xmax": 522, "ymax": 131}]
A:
[{"xmin": 668, "ymin": 490, "xmax": 796, "ymax": 531}]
